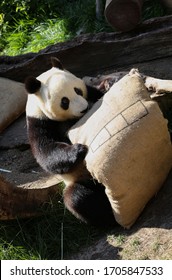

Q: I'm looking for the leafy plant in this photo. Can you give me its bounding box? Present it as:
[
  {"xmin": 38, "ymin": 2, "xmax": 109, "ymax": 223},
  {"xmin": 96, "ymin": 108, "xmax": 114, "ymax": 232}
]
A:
[
  {"xmin": 0, "ymin": 0, "xmax": 166, "ymax": 55},
  {"xmin": 142, "ymin": 0, "xmax": 165, "ymax": 20}
]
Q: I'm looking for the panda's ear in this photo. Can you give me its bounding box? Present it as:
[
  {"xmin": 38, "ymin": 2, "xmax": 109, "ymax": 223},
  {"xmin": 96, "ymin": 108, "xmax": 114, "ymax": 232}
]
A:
[
  {"xmin": 51, "ymin": 57, "xmax": 63, "ymax": 70},
  {"xmin": 25, "ymin": 76, "xmax": 41, "ymax": 94}
]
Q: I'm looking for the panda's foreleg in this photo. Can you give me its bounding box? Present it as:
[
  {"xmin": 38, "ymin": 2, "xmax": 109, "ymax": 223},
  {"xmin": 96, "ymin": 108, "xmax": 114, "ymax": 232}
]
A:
[
  {"xmin": 63, "ymin": 179, "xmax": 116, "ymax": 227},
  {"xmin": 42, "ymin": 143, "xmax": 88, "ymax": 174},
  {"xmin": 27, "ymin": 116, "xmax": 88, "ymax": 175}
]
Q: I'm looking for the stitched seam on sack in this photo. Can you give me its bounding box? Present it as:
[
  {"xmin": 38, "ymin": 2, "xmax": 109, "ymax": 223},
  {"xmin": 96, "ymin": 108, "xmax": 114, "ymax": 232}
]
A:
[{"xmin": 90, "ymin": 100, "xmax": 149, "ymax": 153}]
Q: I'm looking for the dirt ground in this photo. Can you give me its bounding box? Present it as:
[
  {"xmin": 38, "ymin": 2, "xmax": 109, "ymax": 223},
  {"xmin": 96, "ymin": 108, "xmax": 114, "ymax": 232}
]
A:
[{"xmin": 0, "ymin": 115, "xmax": 44, "ymax": 186}]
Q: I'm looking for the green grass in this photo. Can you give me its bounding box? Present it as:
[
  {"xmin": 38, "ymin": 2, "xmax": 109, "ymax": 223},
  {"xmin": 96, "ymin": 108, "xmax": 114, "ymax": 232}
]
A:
[
  {"xmin": 142, "ymin": 0, "xmax": 165, "ymax": 20},
  {"xmin": 0, "ymin": 192, "xmax": 104, "ymax": 260},
  {"xmin": 0, "ymin": 0, "xmax": 166, "ymax": 56}
]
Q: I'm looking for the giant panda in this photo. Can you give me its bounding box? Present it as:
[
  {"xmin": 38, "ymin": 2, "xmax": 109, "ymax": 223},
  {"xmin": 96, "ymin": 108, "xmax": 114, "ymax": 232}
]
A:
[{"xmin": 25, "ymin": 57, "xmax": 116, "ymax": 227}]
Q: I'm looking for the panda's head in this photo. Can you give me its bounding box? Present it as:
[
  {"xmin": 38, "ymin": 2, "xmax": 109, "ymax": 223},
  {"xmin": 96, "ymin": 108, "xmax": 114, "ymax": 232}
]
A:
[{"xmin": 25, "ymin": 57, "xmax": 88, "ymax": 121}]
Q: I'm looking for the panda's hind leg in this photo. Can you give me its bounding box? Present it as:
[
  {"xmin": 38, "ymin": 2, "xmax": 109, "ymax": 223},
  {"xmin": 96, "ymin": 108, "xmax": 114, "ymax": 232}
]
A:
[{"xmin": 63, "ymin": 179, "xmax": 116, "ymax": 227}]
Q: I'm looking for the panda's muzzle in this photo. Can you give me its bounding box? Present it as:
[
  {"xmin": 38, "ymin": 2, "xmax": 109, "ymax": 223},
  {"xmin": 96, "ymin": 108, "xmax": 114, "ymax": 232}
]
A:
[{"xmin": 80, "ymin": 107, "xmax": 88, "ymax": 114}]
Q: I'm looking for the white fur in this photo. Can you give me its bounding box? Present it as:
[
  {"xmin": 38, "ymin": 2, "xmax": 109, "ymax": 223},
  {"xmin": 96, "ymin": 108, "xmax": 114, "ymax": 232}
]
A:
[{"xmin": 26, "ymin": 67, "xmax": 88, "ymax": 121}]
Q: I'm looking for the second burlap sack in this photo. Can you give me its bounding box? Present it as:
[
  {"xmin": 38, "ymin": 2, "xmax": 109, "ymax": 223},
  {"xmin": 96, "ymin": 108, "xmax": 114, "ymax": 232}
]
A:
[
  {"xmin": 0, "ymin": 77, "xmax": 26, "ymax": 132},
  {"xmin": 69, "ymin": 70, "xmax": 172, "ymax": 228}
]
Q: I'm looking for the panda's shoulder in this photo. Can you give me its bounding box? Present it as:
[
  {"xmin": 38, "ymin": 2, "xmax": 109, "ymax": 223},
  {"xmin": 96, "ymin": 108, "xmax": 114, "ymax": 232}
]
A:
[{"xmin": 27, "ymin": 116, "xmax": 76, "ymax": 140}]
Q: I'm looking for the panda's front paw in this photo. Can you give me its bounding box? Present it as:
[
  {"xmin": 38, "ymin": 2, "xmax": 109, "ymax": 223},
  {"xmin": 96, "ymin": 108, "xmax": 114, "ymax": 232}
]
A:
[
  {"xmin": 72, "ymin": 143, "xmax": 88, "ymax": 161},
  {"xmin": 59, "ymin": 144, "xmax": 88, "ymax": 173},
  {"xmin": 45, "ymin": 143, "xmax": 88, "ymax": 174}
]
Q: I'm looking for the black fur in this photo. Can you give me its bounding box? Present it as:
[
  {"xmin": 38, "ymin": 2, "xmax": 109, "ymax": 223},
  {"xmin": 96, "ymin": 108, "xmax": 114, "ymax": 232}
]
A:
[
  {"xmin": 86, "ymin": 85, "xmax": 104, "ymax": 101},
  {"xmin": 27, "ymin": 117, "xmax": 88, "ymax": 174},
  {"xmin": 51, "ymin": 57, "xmax": 63, "ymax": 70},
  {"xmin": 64, "ymin": 179, "xmax": 116, "ymax": 227},
  {"xmin": 25, "ymin": 76, "xmax": 41, "ymax": 93},
  {"xmin": 86, "ymin": 85, "xmax": 104, "ymax": 108}
]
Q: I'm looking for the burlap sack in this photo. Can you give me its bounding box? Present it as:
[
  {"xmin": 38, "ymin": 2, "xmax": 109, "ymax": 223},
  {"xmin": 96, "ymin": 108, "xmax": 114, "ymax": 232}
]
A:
[
  {"xmin": 0, "ymin": 78, "xmax": 26, "ymax": 132},
  {"xmin": 69, "ymin": 70, "xmax": 172, "ymax": 228}
]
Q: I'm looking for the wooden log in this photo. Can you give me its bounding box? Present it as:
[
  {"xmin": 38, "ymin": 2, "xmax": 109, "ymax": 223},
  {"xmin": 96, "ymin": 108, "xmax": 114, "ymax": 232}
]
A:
[
  {"xmin": 162, "ymin": 0, "xmax": 172, "ymax": 12},
  {"xmin": 0, "ymin": 174, "xmax": 62, "ymax": 220},
  {"xmin": 105, "ymin": 0, "xmax": 143, "ymax": 31},
  {"xmin": 0, "ymin": 16, "xmax": 172, "ymax": 82}
]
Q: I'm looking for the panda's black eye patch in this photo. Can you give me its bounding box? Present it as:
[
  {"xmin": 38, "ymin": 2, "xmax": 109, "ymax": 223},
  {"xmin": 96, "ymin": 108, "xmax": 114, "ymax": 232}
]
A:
[
  {"xmin": 74, "ymin": 87, "xmax": 83, "ymax": 96},
  {"xmin": 61, "ymin": 97, "xmax": 70, "ymax": 110}
]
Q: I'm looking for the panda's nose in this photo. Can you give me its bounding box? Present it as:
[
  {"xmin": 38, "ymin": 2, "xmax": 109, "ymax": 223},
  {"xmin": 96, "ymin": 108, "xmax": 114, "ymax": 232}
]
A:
[{"xmin": 80, "ymin": 107, "xmax": 88, "ymax": 114}]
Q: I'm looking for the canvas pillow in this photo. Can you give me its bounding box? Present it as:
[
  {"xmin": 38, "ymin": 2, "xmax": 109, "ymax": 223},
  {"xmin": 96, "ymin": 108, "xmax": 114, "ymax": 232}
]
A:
[
  {"xmin": 69, "ymin": 70, "xmax": 172, "ymax": 228},
  {"xmin": 0, "ymin": 78, "xmax": 26, "ymax": 132}
]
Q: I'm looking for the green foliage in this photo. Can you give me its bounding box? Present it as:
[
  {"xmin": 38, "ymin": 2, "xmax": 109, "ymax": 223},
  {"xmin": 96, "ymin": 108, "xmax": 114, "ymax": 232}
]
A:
[
  {"xmin": 2, "ymin": 18, "xmax": 36, "ymax": 55},
  {"xmin": 142, "ymin": 0, "xmax": 165, "ymax": 20},
  {"xmin": 0, "ymin": 0, "xmax": 166, "ymax": 55},
  {"xmin": 3, "ymin": 18, "xmax": 71, "ymax": 55},
  {"xmin": 0, "ymin": 0, "xmax": 110, "ymax": 55}
]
